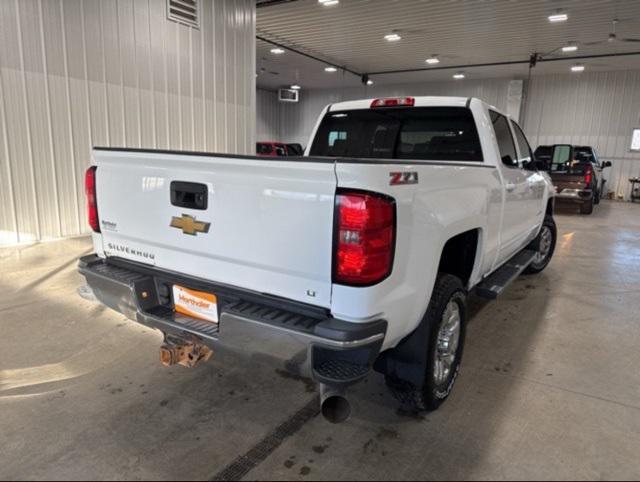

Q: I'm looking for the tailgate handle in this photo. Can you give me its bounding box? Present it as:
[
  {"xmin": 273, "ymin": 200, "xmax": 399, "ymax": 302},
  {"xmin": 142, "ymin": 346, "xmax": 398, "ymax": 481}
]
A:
[{"xmin": 171, "ymin": 182, "xmax": 208, "ymax": 210}]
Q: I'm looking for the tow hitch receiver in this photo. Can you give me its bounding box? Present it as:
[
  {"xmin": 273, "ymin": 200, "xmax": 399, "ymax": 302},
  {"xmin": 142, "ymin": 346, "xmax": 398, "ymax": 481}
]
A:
[{"xmin": 160, "ymin": 337, "xmax": 213, "ymax": 368}]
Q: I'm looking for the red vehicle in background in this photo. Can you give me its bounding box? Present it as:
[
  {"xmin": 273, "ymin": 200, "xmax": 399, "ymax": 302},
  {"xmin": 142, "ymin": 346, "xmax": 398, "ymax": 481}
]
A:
[{"xmin": 256, "ymin": 142, "xmax": 304, "ymax": 157}]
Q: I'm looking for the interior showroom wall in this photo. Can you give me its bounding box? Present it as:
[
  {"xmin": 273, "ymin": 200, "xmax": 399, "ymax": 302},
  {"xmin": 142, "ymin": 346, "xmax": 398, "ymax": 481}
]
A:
[
  {"xmin": 258, "ymin": 70, "xmax": 640, "ymax": 200},
  {"xmin": 0, "ymin": 0, "xmax": 256, "ymax": 246}
]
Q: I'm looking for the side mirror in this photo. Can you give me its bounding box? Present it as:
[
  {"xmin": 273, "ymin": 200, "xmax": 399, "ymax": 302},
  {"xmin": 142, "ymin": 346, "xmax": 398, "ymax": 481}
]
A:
[{"xmin": 603, "ymin": 161, "xmax": 612, "ymax": 168}]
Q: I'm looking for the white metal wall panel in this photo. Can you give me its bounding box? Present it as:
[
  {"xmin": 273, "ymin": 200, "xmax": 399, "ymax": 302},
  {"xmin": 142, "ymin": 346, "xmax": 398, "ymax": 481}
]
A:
[
  {"xmin": 523, "ymin": 71, "xmax": 640, "ymax": 201},
  {"xmin": 256, "ymin": 88, "xmax": 281, "ymax": 141},
  {"xmin": 0, "ymin": 0, "xmax": 256, "ymax": 246}
]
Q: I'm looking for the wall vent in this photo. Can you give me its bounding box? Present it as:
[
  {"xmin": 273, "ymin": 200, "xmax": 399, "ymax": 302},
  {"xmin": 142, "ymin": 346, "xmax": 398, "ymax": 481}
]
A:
[{"xmin": 167, "ymin": 0, "xmax": 199, "ymax": 29}]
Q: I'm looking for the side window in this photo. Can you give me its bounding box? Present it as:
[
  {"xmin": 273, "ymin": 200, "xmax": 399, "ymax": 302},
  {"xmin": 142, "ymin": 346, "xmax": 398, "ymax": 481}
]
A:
[
  {"xmin": 512, "ymin": 122, "xmax": 534, "ymax": 164},
  {"xmin": 490, "ymin": 111, "xmax": 518, "ymax": 168}
]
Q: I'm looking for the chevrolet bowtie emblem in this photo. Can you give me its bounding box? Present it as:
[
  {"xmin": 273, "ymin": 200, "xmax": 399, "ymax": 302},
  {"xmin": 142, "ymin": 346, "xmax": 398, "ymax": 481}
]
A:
[{"xmin": 170, "ymin": 214, "xmax": 211, "ymax": 236}]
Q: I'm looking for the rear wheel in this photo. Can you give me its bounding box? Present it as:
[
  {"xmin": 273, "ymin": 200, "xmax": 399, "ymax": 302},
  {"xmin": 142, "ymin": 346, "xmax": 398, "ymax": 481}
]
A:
[
  {"xmin": 580, "ymin": 199, "xmax": 594, "ymax": 215},
  {"xmin": 385, "ymin": 274, "xmax": 467, "ymax": 412},
  {"xmin": 525, "ymin": 215, "xmax": 557, "ymax": 274}
]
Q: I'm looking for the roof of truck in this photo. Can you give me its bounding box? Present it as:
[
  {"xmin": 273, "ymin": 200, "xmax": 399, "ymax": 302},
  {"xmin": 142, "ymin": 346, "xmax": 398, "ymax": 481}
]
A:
[{"xmin": 328, "ymin": 96, "xmax": 477, "ymax": 112}]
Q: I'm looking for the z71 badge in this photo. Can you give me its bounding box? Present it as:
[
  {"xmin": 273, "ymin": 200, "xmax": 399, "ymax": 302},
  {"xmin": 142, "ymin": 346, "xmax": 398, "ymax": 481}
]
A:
[{"xmin": 390, "ymin": 172, "xmax": 419, "ymax": 185}]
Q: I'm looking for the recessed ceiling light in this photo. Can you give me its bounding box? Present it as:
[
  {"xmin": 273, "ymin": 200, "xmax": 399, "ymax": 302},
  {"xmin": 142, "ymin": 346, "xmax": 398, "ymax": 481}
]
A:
[
  {"xmin": 367, "ymin": 80, "xmax": 374, "ymax": 86},
  {"xmin": 562, "ymin": 42, "xmax": 578, "ymax": 53},
  {"xmin": 384, "ymin": 33, "xmax": 402, "ymax": 42},
  {"xmin": 318, "ymin": 0, "xmax": 339, "ymax": 5},
  {"xmin": 270, "ymin": 48, "xmax": 285, "ymax": 55},
  {"xmin": 426, "ymin": 55, "xmax": 440, "ymax": 65},
  {"xmin": 325, "ymin": 66, "xmax": 338, "ymax": 73},
  {"xmin": 453, "ymin": 72, "xmax": 465, "ymax": 79},
  {"xmin": 571, "ymin": 64, "xmax": 585, "ymax": 72},
  {"xmin": 291, "ymin": 85, "xmax": 301, "ymax": 90},
  {"xmin": 549, "ymin": 10, "xmax": 568, "ymax": 22}
]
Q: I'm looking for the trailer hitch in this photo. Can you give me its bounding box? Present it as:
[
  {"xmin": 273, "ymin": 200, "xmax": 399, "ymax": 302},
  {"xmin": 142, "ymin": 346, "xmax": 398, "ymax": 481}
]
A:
[{"xmin": 160, "ymin": 336, "xmax": 213, "ymax": 368}]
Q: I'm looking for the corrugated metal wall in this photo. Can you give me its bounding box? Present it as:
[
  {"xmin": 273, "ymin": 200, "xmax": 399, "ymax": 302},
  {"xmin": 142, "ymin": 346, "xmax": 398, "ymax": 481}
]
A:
[
  {"xmin": 523, "ymin": 71, "xmax": 640, "ymax": 201},
  {"xmin": 276, "ymin": 78, "xmax": 513, "ymax": 147},
  {"xmin": 256, "ymin": 88, "xmax": 280, "ymax": 141},
  {"xmin": 0, "ymin": 0, "xmax": 256, "ymax": 246}
]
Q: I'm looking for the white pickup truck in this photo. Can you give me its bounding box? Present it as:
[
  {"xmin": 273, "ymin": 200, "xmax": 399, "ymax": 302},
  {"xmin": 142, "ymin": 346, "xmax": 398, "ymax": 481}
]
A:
[{"xmin": 79, "ymin": 96, "xmax": 556, "ymax": 423}]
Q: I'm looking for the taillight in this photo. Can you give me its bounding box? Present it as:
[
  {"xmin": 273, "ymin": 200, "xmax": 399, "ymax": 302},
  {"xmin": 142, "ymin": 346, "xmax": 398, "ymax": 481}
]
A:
[
  {"xmin": 334, "ymin": 190, "xmax": 396, "ymax": 286},
  {"xmin": 370, "ymin": 97, "xmax": 415, "ymax": 108},
  {"xmin": 584, "ymin": 165, "xmax": 593, "ymax": 188},
  {"xmin": 85, "ymin": 166, "xmax": 100, "ymax": 233}
]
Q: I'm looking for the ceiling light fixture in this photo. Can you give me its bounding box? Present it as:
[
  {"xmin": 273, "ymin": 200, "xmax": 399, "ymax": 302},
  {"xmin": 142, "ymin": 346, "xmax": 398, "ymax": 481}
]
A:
[
  {"xmin": 291, "ymin": 85, "xmax": 301, "ymax": 90},
  {"xmin": 325, "ymin": 66, "xmax": 338, "ymax": 73},
  {"xmin": 318, "ymin": 0, "xmax": 339, "ymax": 5},
  {"xmin": 426, "ymin": 55, "xmax": 440, "ymax": 65},
  {"xmin": 367, "ymin": 80, "xmax": 374, "ymax": 86},
  {"xmin": 571, "ymin": 63, "xmax": 585, "ymax": 72},
  {"xmin": 549, "ymin": 10, "xmax": 568, "ymax": 22},
  {"xmin": 453, "ymin": 72, "xmax": 465, "ymax": 79},
  {"xmin": 384, "ymin": 33, "xmax": 402, "ymax": 42},
  {"xmin": 562, "ymin": 42, "xmax": 578, "ymax": 52},
  {"xmin": 270, "ymin": 48, "xmax": 285, "ymax": 55}
]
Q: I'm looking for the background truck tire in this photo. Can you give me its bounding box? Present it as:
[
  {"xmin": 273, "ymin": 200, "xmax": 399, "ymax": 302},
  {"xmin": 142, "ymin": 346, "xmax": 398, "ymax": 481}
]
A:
[
  {"xmin": 524, "ymin": 215, "xmax": 557, "ymax": 274},
  {"xmin": 385, "ymin": 274, "xmax": 467, "ymax": 412},
  {"xmin": 580, "ymin": 199, "xmax": 594, "ymax": 214}
]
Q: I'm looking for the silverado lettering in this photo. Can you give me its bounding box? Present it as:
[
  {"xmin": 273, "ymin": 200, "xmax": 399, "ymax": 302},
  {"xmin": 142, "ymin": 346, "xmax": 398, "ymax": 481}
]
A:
[{"xmin": 106, "ymin": 243, "xmax": 155, "ymax": 261}]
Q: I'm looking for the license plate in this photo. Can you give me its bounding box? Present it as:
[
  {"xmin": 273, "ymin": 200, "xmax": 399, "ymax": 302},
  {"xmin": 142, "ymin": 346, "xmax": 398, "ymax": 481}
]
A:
[{"xmin": 172, "ymin": 285, "xmax": 218, "ymax": 323}]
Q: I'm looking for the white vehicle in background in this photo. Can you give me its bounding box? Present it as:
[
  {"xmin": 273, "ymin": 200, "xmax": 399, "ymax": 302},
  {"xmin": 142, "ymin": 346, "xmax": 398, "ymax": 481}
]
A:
[{"xmin": 79, "ymin": 96, "xmax": 556, "ymax": 423}]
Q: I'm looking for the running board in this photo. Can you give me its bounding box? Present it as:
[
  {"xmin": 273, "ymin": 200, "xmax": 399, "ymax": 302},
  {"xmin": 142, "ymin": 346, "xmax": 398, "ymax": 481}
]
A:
[{"xmin": 475, "ymin": 249, "xmax": 537, "ymax": 300}]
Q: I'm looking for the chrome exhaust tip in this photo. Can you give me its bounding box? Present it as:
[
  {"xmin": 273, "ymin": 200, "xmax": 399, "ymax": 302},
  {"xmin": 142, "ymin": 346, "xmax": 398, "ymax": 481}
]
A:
[{"xmin": 320, "ymin": 384, "xmax": 351, "ymax": 424}]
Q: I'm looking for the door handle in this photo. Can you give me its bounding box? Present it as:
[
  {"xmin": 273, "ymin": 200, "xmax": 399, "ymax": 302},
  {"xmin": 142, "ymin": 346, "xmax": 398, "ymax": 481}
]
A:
[
  {"xmin": 505, "ymin": 183, "xmax": 516, "ymax": 192},
  {"xmin": 171, "ymin": 181, "xmax": 208, "ymax": 210}
]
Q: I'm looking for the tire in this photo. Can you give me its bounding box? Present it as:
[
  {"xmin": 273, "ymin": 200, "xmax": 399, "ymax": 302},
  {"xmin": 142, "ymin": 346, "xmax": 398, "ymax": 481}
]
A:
[
  {"xmin": 385, "ymin": 274, "xmax": 467, "ymax": 412},
  {"xmin": 580, "ymin": 199, "xmax": 594, "ymax": 215},
  {"xmin": 594, "ymin": 190, "xmax": 601, "ymax": 205},
  {"xmin": 524, "ymin": 214, "xmax": 557, "ymax": 274}
]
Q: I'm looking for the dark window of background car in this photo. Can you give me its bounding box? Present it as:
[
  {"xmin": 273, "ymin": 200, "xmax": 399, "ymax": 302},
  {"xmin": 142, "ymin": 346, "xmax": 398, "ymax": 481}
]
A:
[
  {"xmin": 534, "ymin": 145, "xmax": 553, "ymax": 162},
  {"xmin": 490, "ymin": 111, "xmax": 518, "ymax": 168},
  {"xmin": 575, "ymin": 147, "xmax": 596, "ymax": 164},
  {"xmin": 257, "ymin": 143, "xmax": 272, "ymax": 155}
]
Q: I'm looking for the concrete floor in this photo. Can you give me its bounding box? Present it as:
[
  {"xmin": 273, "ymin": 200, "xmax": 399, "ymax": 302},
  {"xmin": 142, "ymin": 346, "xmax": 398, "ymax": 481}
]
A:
[{"xmin": 1, "ymin": 200, "xmax": 640, "ymax": 481}]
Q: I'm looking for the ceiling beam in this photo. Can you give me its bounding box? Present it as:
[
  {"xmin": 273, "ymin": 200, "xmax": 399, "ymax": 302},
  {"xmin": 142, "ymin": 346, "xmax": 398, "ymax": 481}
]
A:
[
  {"xmin": 366, "ymin": 51, "xmax": 640, "ymax": 76},
  {"xmin": 256, "ymin": 0, "xmax": 303, "ymax": 8}
]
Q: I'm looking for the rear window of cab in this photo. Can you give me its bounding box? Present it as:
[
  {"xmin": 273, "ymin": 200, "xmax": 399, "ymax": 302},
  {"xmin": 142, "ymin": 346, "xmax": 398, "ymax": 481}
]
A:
[{"xmin": 309, "ymin": 107, "xmax": 483, "ymax": 162}]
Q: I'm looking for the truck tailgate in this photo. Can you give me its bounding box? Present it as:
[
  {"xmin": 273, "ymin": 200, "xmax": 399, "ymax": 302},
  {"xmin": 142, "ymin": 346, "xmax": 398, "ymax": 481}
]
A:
[
  {"xmin": 93, "ymin": 149, "xmax": 336, "ymax": 307},
  {"xmin": 550, "ymin": 173, "xmax": 587, "ymax": 191}
]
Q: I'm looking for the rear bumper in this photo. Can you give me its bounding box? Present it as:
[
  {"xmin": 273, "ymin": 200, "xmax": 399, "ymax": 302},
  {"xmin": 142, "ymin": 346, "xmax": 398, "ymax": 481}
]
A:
[
  {"xmin": 78, "ymin": 255, "xmax": 386, "ymax": 386},
  {"xmin": 555, "ymin": 188, "xmax": 593, "ymax": 202}
]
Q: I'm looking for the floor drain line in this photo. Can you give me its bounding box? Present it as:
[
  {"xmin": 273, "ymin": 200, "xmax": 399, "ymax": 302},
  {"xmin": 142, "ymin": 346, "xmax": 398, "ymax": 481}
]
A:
[{"xmin": 209, "ymin": 396, "xmax": 320, "ymax": 481}]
